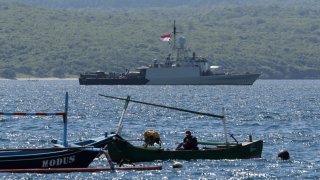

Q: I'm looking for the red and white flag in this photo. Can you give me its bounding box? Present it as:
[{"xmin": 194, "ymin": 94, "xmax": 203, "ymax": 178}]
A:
[{"xmin": 160, "ymin": 34, "xmax": 171, "ymax": 42}]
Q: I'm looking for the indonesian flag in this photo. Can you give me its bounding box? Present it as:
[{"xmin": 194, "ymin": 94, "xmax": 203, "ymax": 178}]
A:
[{"xmin": 160, "ymin": 34, "xmax": 171, "ymax": 42}]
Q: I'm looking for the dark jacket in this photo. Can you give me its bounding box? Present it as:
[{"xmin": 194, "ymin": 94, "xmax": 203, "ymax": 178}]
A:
[{"xmin": 183, "ymin": 135, "xmax": 198, "ymax": 150}]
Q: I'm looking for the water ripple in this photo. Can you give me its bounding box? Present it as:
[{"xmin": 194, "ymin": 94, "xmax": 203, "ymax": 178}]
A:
[{"xmin": 0, "ymin": 80, "xmax": 319, "ymax": 179}]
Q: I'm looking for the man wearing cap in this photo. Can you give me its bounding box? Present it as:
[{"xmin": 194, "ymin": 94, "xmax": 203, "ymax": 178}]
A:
[{"xmin": 176, "ymin": 131, "xmax": 199, "ymax": 150}]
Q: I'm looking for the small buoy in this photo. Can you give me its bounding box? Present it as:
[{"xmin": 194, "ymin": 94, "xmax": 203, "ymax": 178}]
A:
[
  {"xmin": 278, "ymin": 150, "xmax": 290, "ymax": 160},
  {"xmin": 172, "ymin": 161, "xmax": 183, "ymax": 168}
]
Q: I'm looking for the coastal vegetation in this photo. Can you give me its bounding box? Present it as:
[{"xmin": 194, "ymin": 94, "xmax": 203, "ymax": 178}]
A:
[{"xmin": 1, "ymin": 0, "xmax": 320, "ymax": 79}]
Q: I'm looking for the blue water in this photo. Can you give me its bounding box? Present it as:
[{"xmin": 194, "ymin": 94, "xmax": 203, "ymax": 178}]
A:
[{"xmin": 0, "ymin": 80, "xmax": 319, "ymax": 179}]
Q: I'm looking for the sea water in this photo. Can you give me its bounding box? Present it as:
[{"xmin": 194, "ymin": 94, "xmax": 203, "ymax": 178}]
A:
[{"xmin": 0, "ymin": 80, "xmax": 319, "ymax": 179}]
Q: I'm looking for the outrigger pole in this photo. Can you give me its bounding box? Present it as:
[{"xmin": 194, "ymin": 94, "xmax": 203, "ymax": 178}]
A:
[
  {"xmin": 222, "ymin": 108, "xmax": 229, "ymax": 144},
  {"xmin": 0, "ymin": 92, "xmax": 69, "ymax": 147},
  {"xmin": 98, "ymin": 94, "xmax": 224, "ymax": 119},
  {"xmin": 0, "ymin": 166, "xmax": 162, "ymax": 173},
  {"xmin": 63, "ymin": 92, "xmax": 68, "ymax": 147},
  {"xmin": 99, "ymin": 94, "xmax": 231, "ymax": 144},
  {"xmin": 116, "ymin": 96, "xmax": 130, "ymax": 135}
]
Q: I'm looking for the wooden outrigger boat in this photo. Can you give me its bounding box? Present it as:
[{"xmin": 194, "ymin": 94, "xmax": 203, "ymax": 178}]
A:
[
  {"xmin": 0, "ymin": 92, "xmax": 102, "ymax": 170},
  {"xmin": 105, "ymin": 134, "xmax": 262, "ymax": 163},
  {"xmin": 0, "ymin": 93, "xmax": 162, "ymax": 172},
  {"xmin": 70, "ymin": 94, "xmax": 263, "ymax": 163}
]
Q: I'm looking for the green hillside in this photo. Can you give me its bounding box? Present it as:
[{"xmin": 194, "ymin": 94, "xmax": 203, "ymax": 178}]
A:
[
  {"xmin": 6, "ymin": 0, "xmax": 320, "ymax": 9},
  {"xmin": 1, "ymin": 2, "xmax": 320, "ymax": 79}
]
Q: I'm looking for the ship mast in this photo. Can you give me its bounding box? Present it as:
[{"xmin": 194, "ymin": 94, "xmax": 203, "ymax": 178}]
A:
[
  {"xmin": 172, "ymin": 20, "xmax": 182, "ymax": 62},
  {"xmin": 173, "ymin": 20, "xmax": 177, "ymax": 50}
]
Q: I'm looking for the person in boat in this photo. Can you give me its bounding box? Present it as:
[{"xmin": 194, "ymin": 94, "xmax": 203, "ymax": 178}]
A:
[{"xmin": 176, "ymin": 131, "xmax": 199, "ymax": 150}]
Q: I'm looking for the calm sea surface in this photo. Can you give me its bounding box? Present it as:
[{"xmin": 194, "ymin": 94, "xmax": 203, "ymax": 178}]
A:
[{"xmin": 0, "ymin": 80, "xmax": 319, "ymax": 179}]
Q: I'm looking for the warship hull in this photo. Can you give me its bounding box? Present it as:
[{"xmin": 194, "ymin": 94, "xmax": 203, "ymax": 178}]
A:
[
  {"xmin": 79, "ymin": 73, "xmax": 260, "ymax": 85},
  {"xmin": 79, "ymin": 78, "xmax": 149, "ymax": 85},
  {"xmin": 145, "ymin": 73, "xmax": 260, "ymax": 85}
]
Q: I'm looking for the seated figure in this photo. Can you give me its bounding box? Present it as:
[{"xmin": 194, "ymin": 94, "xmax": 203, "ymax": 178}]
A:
[{"xmin": 176, "ymin": 130, "xmax": 199, "ymax": 150}]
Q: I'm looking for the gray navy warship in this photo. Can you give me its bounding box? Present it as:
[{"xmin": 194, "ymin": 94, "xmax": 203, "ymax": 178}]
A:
[{"xmin": 79, "ymin": 22, "xmax": 260, "ymax": 85}]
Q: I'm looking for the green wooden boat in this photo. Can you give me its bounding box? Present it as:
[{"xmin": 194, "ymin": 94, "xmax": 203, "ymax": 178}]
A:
[
  {"xmin": 106, "ymin": 134, "xmax": 263, "ymax": 163},
  {"xmin": 97, "ymin": 94, "xmax": 264, "ymax": 163}
]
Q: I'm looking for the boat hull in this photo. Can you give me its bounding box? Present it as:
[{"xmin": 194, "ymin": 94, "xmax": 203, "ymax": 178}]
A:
[
  {"xmin": 0, "ymin": 148, "xmax": 100, "ymax": 169},
  {"xmin": 146, "ymin": 73, "xmax": 260, "ymax": 85},
  {"xmin": 79, "ymin": 73, "xmax": 260, "ymax": 85},
  {"xmin": 106, "ymin": 135, "xmax": 263, "ymax": 163},
  {"xmin": 79, "ymin": 78, "xmax": 149, "ymax": 85}
]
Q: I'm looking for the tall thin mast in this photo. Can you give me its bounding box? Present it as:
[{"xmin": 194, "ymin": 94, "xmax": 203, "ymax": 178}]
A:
[
  {"xmin": 173, "ymin": 20, "xmax": 176, "ymax": 50},
  {"xmin": 172, "ymin": 20, "xmax": 182, "ymax": 61}
]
